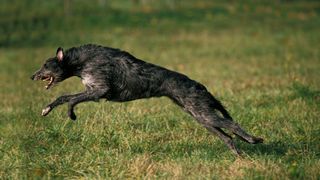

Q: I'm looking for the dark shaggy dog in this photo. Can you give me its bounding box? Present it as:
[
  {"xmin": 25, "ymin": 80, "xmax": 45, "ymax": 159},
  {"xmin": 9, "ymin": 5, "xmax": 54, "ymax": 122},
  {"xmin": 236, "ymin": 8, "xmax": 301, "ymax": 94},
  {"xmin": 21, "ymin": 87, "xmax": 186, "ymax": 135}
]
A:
[{"xmin": 31, "ymin": 44, "xmax": 263, "ymax": 156}]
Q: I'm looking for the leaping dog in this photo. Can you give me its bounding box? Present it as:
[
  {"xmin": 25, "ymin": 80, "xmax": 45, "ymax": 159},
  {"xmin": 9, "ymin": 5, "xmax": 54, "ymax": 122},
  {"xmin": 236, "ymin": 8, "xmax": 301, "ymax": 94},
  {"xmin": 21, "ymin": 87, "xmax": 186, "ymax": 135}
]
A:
[{"xmin": 31, "ymin": 44, "xmax": 263, "ymax": 156}]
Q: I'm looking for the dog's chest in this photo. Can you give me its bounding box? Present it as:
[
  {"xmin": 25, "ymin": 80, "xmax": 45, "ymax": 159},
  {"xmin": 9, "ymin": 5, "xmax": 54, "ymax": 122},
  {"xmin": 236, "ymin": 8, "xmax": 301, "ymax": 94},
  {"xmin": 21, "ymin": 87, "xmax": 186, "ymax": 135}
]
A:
[{"xmin": 81, "ymin": 75, "xmax": 96, "ymax": 89}]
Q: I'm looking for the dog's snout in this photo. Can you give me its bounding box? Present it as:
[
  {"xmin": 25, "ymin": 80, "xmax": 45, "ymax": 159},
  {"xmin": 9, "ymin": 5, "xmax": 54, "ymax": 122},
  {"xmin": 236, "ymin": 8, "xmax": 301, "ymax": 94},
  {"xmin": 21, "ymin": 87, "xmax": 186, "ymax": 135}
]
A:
[
  {"xmin": 31, "ymin": 70, "xmax": 42, "ymax": 80},
  {"xmin": 31, "ymin": 73, "xmax": 39, "ymax": 80}
]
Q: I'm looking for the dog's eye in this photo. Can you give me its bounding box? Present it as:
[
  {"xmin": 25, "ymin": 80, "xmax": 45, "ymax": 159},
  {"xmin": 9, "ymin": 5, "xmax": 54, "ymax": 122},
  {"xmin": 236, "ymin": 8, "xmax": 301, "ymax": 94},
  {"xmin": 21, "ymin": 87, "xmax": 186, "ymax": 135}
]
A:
[{"xmin": 44, "ymin": 64, "xmax": 48, "ymax": 68}]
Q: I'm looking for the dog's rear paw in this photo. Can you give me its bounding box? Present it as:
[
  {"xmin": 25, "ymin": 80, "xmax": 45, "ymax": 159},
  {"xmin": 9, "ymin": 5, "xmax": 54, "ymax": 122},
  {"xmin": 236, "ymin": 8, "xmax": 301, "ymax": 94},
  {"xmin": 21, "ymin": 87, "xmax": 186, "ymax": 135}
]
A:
[
  {"xmin": 41, "ymin": 106, "xmax": 52, "ymax": 116},
  {"xmin": 252, "ymin": 137, "xmax": 264, "ymax": 144}
]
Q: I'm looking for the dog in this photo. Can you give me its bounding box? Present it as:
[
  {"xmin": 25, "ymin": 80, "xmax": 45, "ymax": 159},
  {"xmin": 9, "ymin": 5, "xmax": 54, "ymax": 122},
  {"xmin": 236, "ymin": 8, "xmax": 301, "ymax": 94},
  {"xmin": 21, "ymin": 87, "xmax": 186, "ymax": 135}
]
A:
[{"xmin": 31, "ymin": 44, "xmax": 263, "ymax": 156}]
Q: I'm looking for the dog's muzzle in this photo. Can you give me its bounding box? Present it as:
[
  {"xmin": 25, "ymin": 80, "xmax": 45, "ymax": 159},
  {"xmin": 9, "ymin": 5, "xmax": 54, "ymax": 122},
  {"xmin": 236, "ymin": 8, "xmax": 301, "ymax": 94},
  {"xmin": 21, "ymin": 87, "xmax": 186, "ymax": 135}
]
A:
[
  {"xmin": 31, "ymin": 73, "xmax": 55, "ymax": 89},
  {"xmin": 31, "ymin": 74, "xmax": 36, "ymax": 80}
]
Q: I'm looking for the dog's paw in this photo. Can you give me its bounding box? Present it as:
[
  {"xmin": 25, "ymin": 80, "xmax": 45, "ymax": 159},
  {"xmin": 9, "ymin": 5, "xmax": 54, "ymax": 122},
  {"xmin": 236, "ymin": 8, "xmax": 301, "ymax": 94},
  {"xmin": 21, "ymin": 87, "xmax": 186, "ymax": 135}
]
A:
[
  {"xmin": 41, "ymin": 106, "xmax": 52, "ymax": 116},
  {"xmin": 252, "ymin": 137, "xmax": 264, "ymax": 144},
  {"xmin": 68, "ymin": 110, "xmax": 77, "ymax": 121}
]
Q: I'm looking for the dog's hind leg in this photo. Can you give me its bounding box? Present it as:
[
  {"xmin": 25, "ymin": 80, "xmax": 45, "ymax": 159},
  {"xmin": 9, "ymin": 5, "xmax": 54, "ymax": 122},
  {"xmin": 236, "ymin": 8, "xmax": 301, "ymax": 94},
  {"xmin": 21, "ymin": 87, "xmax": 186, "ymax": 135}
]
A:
[
  {"xmin": 189, "ymin": 95, "xmax": 263, "ymax": 145},
  {"xmin": 204, "ymin": 126, "xmax": 242, "ymax": 156},
  {"xmin": 213, "ymin": 117, "xmax": 264, "ymax": 144},
  {"xmin": 182, "ymin": 106, "xmax": 242, "ymax": 155},
  {"xmin": 206, "ymin": 97, "xmax": 263, "ymax": 144},
  {"xmin": 185, "ymin": 104, "xmax": 263, "ymax": 145}
]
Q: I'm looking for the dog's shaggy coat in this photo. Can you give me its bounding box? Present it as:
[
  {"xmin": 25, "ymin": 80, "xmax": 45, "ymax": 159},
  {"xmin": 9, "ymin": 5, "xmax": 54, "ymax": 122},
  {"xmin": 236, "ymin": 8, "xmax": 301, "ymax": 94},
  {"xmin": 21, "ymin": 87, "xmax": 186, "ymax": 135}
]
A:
[{"xmin": 31, "ymin": 44, "xmax": 263, "ymax": 155}]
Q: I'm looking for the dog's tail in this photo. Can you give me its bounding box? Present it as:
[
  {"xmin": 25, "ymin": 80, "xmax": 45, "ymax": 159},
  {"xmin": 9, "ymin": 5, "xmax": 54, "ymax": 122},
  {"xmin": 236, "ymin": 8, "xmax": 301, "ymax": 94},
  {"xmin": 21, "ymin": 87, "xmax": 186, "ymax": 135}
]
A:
[
  {"xmin": 217, "ymin": 104, "xmax": 233, "ymax": 120},
  {"xmin": 212, "ymin": 97, "xmax": 233, "ymax": 120}
]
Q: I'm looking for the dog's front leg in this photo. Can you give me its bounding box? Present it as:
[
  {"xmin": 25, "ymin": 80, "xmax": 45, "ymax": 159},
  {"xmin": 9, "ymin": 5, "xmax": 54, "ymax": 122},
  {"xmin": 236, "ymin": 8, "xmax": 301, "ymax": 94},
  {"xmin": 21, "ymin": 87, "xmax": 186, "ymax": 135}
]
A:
[
  {"xmin": 67, "ymin": 89, "xmax": 108, "ymax": 120},
  {"xmin": 41, "ymin": 92, "xmax": 85, "ymax": 116}
]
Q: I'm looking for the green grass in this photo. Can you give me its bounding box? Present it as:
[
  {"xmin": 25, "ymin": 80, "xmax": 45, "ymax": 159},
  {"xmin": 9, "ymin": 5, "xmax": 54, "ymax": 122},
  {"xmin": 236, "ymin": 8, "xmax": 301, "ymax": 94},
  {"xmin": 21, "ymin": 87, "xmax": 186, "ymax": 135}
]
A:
[{"xmin": 0, "ymin": 0, "xmax": 319, "ymax": 179}]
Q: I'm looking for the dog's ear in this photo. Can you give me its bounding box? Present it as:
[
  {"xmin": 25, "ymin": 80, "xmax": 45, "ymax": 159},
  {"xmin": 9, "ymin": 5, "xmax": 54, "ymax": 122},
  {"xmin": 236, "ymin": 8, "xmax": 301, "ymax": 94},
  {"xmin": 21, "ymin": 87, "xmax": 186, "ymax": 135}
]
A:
[{"xmin": 56, "ymin": 47, "xmax": 64, "ymax": 62}]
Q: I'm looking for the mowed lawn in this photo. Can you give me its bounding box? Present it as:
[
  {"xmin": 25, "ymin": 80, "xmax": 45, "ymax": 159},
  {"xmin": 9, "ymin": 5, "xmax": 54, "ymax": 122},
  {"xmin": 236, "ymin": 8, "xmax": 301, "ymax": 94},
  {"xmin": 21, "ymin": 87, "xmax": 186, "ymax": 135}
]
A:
[{"xmin": 0, "ymin": 0, "xmax": 319, "ymax": 179}]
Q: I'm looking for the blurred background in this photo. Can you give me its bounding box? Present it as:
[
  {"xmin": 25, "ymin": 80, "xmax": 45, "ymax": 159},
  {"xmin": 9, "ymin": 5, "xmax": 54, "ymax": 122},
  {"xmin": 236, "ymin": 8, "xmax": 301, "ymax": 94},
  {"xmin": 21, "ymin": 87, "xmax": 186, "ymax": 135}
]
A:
[
  {"xmin": 2, "ymin": 0, "xmax": 238, "ymax": 48},
  {"xmin": 2, "ymin": 0, "xmax": 319, "ymax": 48},
  {"xmin": 0, "ymin": 0, "xmax": 319, "ymax": 178}
]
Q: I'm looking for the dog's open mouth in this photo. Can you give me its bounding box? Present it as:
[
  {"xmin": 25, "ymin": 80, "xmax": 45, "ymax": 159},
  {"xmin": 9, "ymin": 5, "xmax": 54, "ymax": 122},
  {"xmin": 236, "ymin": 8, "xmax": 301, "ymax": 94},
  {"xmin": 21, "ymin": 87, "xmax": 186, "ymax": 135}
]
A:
[{"xmin": 41, "ymin": 76, "xmax": 54, "ymax": 89}]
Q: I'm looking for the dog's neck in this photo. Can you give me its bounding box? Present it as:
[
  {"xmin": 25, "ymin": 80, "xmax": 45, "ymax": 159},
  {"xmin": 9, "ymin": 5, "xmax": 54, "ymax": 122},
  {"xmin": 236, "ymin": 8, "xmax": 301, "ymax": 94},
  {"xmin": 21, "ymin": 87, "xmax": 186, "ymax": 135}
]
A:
[{"xmin": 63, "ymin": 47, "xmax": 86, "ymax": 77}]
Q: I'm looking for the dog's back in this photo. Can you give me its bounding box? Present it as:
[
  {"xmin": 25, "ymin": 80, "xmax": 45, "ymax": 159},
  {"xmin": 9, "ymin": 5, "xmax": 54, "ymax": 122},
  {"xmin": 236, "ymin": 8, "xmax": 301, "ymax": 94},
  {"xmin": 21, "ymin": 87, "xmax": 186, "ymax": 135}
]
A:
[{"xmin": 65, "ymin": 44, "xmax": 205, "ymax": 103}]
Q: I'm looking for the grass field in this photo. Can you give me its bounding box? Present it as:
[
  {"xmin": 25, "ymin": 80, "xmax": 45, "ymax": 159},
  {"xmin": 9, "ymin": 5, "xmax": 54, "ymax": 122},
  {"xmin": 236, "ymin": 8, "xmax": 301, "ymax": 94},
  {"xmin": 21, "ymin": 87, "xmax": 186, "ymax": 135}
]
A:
[{"xmin": 0, "ymin": 0, "xmax": 319, "ymax": 179}]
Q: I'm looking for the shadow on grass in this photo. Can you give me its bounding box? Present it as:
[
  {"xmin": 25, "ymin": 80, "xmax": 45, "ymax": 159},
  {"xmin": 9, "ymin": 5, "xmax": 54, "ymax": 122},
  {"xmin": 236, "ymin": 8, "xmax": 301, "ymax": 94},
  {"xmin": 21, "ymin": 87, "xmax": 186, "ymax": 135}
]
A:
[
  {"xmin": 130, "ymin": 138, "xmax": 293, "ymax": 160},
  {"xmin": 238, "ymin": 140, "xmax": 288, "ymax": 157},
  {"xmin": 239, "ymin": 139, "xmax": 319, "ymax": 158},
  {"xmin": 145, "ymin": 138, "xmax": 319, "ymax": 160}
]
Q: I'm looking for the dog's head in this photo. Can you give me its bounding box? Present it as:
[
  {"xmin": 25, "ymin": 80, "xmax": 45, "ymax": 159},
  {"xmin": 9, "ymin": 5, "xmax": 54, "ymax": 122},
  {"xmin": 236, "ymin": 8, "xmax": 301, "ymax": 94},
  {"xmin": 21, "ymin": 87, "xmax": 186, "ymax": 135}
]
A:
[{"xmin": 31, "ymin": 47, "xmax": 67, "ymax": 89}]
